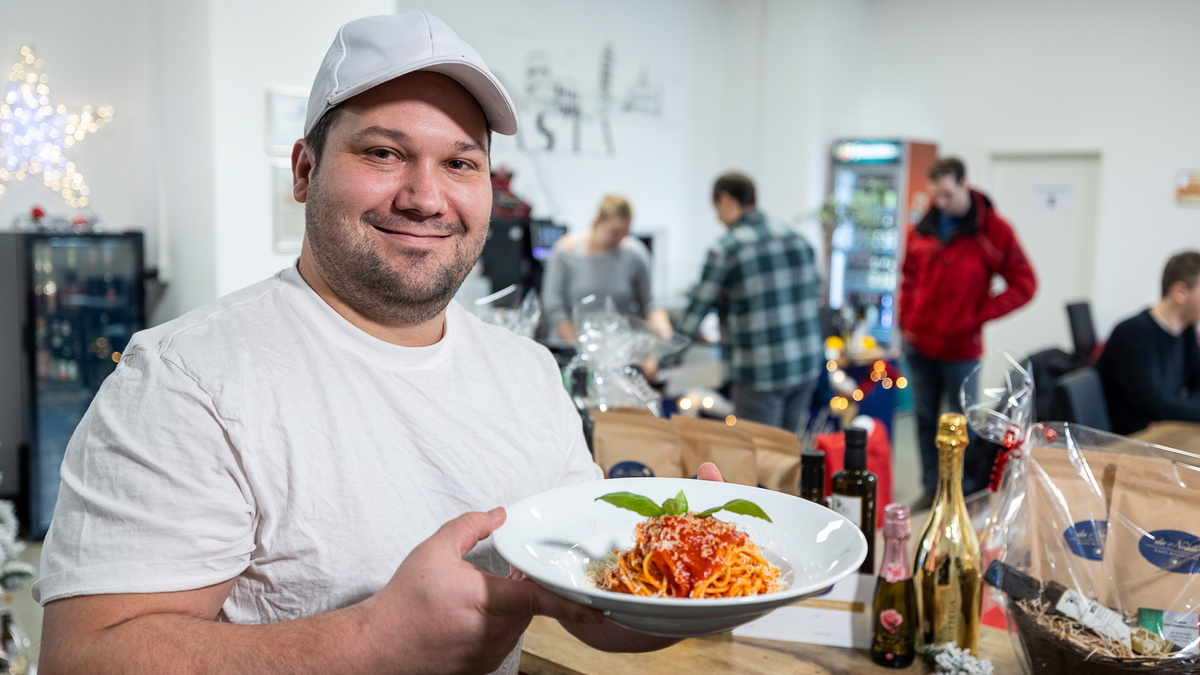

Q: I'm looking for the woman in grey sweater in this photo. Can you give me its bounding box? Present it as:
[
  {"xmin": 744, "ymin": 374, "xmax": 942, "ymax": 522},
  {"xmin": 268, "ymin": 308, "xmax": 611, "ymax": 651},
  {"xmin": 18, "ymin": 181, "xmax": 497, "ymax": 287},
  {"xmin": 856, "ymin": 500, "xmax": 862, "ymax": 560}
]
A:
[{"xmin": 541, "ymin": 194, "xmax": 673, "ymax": 342}]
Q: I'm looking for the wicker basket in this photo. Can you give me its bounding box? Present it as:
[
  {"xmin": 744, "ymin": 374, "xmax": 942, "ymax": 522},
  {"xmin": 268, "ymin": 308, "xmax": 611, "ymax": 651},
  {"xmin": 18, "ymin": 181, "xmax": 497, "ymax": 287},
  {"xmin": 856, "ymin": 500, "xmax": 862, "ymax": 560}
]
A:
[{"xmin": 1010, "ymin": 601, "xmax": 1200, "ymax": 674}]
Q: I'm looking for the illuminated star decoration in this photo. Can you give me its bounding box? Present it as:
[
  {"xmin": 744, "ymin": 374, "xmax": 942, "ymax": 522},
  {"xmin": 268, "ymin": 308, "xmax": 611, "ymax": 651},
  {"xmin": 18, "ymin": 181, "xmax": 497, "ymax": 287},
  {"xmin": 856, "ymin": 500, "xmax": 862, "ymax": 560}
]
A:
[{"xmin": 0, "ymin": 45, "xmax": 114, "ymax": 206}]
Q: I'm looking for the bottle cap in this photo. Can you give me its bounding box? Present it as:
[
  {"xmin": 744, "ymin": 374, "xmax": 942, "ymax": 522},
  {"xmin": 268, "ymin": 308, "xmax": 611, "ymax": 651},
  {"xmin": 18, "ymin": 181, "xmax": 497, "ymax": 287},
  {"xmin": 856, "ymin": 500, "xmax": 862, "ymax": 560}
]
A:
[
  {"xmin": 882, "ymin": 502, "xmax": 911, "ymax": 539},
  {"xmin": 800, "ymin": 450, "xmax": 826, "ymax": 493},
  {"xmin": 843, "ymin": 426, "xmax": 868, "ymax": 470}
]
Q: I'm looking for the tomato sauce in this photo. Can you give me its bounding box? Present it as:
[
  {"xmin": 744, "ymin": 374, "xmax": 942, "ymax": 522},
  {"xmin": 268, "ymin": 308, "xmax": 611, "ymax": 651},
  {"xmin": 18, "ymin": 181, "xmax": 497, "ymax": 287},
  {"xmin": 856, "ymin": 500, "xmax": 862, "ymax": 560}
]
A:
[{"xmin": 643, "ymin": 515, "xmax": 747, "ymax": 597}]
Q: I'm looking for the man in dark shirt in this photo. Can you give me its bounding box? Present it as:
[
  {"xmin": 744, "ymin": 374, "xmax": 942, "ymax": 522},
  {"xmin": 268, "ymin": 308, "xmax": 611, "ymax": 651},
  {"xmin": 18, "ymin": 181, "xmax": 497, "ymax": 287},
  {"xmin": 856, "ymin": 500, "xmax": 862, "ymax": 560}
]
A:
[{"xmin": 1096, "ymin": 251, "xmax": 1200, "ymax": 434}]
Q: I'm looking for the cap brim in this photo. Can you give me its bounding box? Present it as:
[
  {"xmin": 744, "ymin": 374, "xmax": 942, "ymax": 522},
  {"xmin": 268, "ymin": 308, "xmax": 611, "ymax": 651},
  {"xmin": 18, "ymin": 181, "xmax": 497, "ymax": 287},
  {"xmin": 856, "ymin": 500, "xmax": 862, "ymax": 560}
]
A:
[{"xmin": 326, "ymin": 57, "xmax": 518, "ymax": 136}]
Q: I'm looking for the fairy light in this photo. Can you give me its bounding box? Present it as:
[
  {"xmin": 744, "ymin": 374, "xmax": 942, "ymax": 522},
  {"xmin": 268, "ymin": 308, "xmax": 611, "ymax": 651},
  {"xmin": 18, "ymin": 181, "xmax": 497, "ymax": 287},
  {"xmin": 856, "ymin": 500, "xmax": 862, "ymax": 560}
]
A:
[
  {"xmin": 0, "ymin": 46, "xmax": 114, "ymax": 206},
  {"xmin": 724, "ymin": 415, "xmax": 737, "ymax": 426}
]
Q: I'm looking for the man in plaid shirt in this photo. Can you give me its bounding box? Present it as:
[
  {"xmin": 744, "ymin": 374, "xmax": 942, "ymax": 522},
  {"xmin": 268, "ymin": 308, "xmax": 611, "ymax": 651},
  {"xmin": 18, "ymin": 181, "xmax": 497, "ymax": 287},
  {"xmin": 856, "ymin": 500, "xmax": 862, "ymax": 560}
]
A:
[{"xmin": 671, "ymin": 172, "xmax": 824, "ymax": 432}]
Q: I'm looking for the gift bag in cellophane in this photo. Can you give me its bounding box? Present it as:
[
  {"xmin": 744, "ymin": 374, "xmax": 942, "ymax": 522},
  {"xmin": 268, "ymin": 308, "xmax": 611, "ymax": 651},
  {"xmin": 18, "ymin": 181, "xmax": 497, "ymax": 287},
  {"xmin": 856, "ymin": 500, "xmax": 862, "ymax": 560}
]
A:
[{"xmin": 986, "ymin": 421, "xmax": 1200, "ymax": 675}]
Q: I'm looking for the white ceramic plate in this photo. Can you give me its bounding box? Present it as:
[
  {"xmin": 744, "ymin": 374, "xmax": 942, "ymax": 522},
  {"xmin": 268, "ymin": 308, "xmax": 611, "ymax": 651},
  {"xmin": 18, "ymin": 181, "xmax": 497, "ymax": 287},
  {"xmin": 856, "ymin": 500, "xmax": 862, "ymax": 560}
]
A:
[{"xmin": 493, "ymin": 477, "xmax": 867, "ymax": 637}]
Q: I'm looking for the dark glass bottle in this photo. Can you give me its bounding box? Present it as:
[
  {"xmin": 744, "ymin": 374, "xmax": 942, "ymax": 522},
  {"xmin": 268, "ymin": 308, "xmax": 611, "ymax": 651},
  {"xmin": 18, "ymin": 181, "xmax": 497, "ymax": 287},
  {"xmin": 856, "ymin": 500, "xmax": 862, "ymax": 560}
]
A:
[
  {"xmin": 871, "ymin": 503, "xmax": 918, "ymax": 668},
  {"xmin": 829, "ymin": 426, "xmax": 877, "ymax": 574},
  {"xmin": 799, "ymin": 450, "xmax": 827, "ymax": 507}
]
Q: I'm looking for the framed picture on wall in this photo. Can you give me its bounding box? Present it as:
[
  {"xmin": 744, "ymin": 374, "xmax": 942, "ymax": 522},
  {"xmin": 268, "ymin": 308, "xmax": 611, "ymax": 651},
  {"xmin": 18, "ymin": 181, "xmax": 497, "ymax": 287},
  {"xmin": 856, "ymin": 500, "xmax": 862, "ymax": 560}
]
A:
[
  {"xmin": 1177, "ymin": 169, "xmax": 1200, "ymax": 205},
  {"xmin": 272, "ymin": 158, "xmax": 305, "ymax": 252},
  {"xmin": 266, "ymin": 86, "xmax": 309, "ymax": 154}
]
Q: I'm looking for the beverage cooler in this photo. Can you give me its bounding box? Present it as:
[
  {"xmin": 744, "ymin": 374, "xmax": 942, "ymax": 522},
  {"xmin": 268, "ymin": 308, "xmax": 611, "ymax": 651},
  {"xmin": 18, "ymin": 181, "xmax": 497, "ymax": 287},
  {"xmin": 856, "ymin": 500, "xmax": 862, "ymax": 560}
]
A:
[
  {"xmin": 0, "ymin": 232, "xmax": 145, "ymax": 539},
  {"xmin": 826, "ymin": 139, "xmax": 937, "ymax": 346}
]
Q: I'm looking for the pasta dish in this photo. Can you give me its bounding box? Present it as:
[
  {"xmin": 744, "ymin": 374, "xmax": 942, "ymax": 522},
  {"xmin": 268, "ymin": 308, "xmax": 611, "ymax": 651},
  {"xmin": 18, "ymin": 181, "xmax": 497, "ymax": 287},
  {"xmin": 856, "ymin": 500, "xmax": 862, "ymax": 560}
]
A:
[{"xmin": 594, "ymin": 513, "xmax": 782, "ymax": 598}]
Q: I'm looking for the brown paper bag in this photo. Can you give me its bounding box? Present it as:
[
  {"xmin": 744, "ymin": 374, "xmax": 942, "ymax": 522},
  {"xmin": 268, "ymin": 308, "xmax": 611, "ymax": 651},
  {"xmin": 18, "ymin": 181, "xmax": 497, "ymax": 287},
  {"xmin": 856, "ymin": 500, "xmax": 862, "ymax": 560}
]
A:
[
  {"xmin": 592, "ymin": 411, "xmax": 683, "ymax": 478},
  {"xmin": 671, "ymin": 415, "xmax": 757, "ymax": 487},
  {"xmin": 1108, "ymin": 458, "xmax": 1200, "ymax": 619},
  {"xmin": 1026, "ymin": 446, "xmax": 1120, "ymax": 607},
  {"xmin": 735, "ymin": 418, "xmax": 801, "ymax": 495}
]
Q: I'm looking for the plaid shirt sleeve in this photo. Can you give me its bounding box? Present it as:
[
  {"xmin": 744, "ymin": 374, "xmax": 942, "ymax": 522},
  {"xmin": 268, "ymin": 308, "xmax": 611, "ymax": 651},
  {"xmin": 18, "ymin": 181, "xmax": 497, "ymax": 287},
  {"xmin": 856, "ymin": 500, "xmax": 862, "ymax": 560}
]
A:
[{"xmin": 674, "ymin": 240, "xmax": 732, "ymax": 341}]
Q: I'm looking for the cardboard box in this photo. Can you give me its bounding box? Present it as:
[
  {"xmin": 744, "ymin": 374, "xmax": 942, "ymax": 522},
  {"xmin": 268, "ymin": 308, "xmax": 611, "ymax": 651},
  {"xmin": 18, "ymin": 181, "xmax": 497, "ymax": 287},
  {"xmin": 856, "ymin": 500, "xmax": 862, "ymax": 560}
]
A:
[{"xmin": 733, "ymin": 573, "xmax": 875, "ymax": 648}]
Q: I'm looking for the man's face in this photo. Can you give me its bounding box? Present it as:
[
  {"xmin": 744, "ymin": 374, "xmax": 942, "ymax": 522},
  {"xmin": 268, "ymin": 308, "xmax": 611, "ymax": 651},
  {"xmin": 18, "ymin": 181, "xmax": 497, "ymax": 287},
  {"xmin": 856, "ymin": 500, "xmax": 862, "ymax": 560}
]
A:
[
  {"xmin": 928, "ymin": 174, "xmax": 972, "ymax": 217},
  {"xmin": 712, "ymin": 193, "xmax": 740, "ymax": 227},
  {"xmin": 1176, "ymin": 279, "xmax": 1200, "ymax": 325},
  {"xmin": 293, "ymin": 72, "xmax": 492, "ymax": 327}
]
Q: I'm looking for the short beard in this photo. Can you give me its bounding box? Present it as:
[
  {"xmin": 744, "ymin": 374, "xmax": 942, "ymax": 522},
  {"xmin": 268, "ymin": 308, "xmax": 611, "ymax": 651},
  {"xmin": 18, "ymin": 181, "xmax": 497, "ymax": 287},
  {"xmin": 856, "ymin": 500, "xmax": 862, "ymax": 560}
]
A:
[{"xmin": 303, "ymin": 180, "xmax": 485, "ymax": 328}]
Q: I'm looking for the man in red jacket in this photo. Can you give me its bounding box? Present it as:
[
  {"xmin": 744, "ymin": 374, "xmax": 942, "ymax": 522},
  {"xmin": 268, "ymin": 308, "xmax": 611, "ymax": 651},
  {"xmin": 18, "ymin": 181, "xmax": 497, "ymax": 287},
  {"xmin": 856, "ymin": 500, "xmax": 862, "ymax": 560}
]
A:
[{"xmin": 899, "ymin": 157, "xmax": 1036, "ymax": 503}]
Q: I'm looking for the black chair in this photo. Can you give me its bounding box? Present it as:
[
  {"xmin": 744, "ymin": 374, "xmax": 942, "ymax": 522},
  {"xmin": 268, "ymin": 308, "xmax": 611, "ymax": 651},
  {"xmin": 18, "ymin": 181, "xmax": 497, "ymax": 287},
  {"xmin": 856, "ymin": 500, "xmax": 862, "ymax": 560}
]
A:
[
  {"xmin": 1026, "ymin": 347, "xmax": 1078, "ymax": 422},
  {"xmin": 1066, "ymin": 301, "xmax": 1098, "ymax": 364},
  {"xmin": 1054, "ymin": 365, "xmax": 1111, "ymax": 431}
]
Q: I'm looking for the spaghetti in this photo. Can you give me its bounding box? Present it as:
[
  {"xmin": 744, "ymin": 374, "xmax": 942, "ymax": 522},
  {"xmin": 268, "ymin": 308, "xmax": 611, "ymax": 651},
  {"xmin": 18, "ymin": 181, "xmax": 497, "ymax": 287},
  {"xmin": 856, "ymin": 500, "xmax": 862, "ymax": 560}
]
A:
[{"xmin": 596, "ymin": 514, "xmax": 782, "ymax": 598}]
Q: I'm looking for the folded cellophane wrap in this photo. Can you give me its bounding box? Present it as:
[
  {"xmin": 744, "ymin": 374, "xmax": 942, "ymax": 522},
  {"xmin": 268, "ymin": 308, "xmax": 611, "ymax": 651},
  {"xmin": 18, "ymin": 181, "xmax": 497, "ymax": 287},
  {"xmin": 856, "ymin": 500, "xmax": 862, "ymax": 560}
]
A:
[
  {"xmin": 566, "ymin": 296, "xmax": 674, "ymax": 416},
  {"xmin": 987, "ymin": 421, "xmax": 1200, "ymax": 671}
]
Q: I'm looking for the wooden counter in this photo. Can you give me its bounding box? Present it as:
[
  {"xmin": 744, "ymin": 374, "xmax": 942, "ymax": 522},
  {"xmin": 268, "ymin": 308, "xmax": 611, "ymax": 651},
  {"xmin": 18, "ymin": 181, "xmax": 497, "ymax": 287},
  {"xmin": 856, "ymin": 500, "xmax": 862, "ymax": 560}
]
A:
[
  {"xmin": 1128, "ymin": 420, "xmax": 1200, "ymax": 454},
  {"xmin": 520, "ymin": 615, "xmax": 1020, "ymax": 674}
]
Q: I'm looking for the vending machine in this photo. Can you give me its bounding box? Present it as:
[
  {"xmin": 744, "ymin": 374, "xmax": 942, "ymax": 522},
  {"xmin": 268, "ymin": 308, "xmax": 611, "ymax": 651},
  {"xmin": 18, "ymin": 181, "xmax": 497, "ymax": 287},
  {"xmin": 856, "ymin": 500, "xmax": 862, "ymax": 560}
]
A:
[
  {"xmin": 825, "ymin": 139, "xmax": 937, "ymax": 346},
  {"xmin": 0, "ymin": 232, "xmax": 145, "ymax": 538}
]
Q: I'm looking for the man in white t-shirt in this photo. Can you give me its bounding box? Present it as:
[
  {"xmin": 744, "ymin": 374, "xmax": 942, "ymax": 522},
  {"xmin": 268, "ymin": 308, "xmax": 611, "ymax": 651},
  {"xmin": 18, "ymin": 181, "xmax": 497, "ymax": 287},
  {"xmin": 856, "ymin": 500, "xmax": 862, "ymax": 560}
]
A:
[{"xmin": 34, "ymin": 12, "xmax": 716, "ymax": 674}]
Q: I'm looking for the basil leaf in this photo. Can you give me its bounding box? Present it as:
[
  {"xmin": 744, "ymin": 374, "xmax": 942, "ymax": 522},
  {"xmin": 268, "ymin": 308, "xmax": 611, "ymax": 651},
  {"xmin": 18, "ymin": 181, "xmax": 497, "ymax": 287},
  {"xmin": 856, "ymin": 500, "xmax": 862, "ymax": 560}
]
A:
[
  {"xmin": 660, "ymin": 490, "xmax": 688, "ymax": 516},
  {"xmin": 595, "ymin": 492, "xmax": 664, "ymax": 517},
  {"xmin": 697, "ymin": 499, "xmax": 773, "ymax": 522}
]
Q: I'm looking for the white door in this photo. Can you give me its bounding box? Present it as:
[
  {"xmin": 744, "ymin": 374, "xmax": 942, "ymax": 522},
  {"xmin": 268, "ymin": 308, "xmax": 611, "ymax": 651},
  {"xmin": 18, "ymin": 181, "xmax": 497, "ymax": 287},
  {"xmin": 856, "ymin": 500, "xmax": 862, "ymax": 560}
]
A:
[{"xmin": 978, "ymin": 152, "xmax": 1101, "ymax": 388}]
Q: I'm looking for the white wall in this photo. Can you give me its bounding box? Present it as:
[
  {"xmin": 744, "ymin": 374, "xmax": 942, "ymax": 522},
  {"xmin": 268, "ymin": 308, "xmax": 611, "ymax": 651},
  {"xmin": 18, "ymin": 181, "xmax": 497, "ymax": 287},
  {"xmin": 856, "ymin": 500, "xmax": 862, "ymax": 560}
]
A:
[
  {"xmin": 156, "ymin": 1, "xmax": 216, "ymax": 323},
  {"xmin": 4, "ymin": 0, "xmax": 1198, "ymax": 344},
  {"xmin": 205, "ymin": 0, "xmax": 395, "ymax": 300},
  {"xmin": 398, "ymin": 0, "xmax": 731, "ymax": 307},
  {"xmin": 0, "ymin": 0, "xmax": 162, "ymax": 276},
  {"xmin": 847, "ymin": 0, "xmax": 1200, "ymax": 337}
]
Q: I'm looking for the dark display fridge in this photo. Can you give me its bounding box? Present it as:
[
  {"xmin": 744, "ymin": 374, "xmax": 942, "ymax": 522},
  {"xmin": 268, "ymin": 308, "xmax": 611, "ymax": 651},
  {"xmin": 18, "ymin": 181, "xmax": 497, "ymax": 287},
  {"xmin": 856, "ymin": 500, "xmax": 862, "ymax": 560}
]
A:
[
  {"xmin": 826, "ymin": 139, "xmax": 937, "ymax": 346},
  {"xmin": 0, "ymin": 232, "xmax": 145, "ymax": 539}
]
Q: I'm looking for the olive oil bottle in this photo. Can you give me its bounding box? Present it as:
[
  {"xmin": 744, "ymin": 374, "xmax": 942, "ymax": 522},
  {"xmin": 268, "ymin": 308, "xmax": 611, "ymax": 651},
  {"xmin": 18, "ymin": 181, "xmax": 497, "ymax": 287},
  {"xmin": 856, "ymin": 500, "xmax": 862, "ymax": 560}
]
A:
[
  {"xmin": 829, "ymin": 426, "xmax": 877, "ymax": 574},
  {"xmin": 913, "ymin": 412, "xmax": 982, "ymax": 653},
  {"xmin": 799, "ymin": 450, "xmax": 827, "ymax": 507}
]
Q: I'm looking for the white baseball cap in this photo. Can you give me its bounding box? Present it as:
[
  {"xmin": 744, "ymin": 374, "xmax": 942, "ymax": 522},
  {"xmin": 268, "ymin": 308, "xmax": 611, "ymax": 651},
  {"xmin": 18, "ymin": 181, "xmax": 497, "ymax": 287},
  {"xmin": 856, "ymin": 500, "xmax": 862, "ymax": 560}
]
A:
[{"xmin": 304, "ymin": 12, "xmax": 518, "ymax": 136}]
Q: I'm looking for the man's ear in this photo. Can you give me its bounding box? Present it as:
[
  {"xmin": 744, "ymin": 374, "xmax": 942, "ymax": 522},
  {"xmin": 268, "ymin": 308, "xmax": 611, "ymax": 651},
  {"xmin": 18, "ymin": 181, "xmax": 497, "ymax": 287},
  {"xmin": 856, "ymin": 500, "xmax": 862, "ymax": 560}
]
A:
[
  {"xmin": 292, "ymin": 140, "xmax": 315, "ymax": 204},
  {"xmin": 1168, "ymin": 280, "xmax": 1189, "ymax": 304}
]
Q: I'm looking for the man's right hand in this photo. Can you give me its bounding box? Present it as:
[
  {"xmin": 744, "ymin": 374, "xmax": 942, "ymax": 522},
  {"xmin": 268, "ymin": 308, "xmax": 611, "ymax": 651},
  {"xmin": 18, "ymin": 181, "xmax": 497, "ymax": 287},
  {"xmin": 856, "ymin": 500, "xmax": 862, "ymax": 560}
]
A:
[{"xmin": 359, "ymin": 507, "xmax": 603, "ymax": 673}]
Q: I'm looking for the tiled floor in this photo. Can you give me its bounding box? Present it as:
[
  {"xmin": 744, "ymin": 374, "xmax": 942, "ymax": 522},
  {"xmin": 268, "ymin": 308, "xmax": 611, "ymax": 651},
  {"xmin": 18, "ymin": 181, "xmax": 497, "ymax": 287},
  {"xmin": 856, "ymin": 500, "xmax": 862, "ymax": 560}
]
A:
[{"xmin": 890, "ymin": 410, "xmax": 926, "ymax": 509}]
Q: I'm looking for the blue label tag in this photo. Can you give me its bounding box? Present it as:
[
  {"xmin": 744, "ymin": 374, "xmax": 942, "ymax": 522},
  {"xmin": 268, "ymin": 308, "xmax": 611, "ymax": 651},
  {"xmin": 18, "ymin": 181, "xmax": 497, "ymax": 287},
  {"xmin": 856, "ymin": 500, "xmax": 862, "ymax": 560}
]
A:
[
  {"xmin": 608, "ymin": 461, "xmax": 654, "ymax": 479},
  {"xmin": 1139, "ymin": 530, "xmax": 1200, "ymax": 574},
  {"xmin": 1063, "ymin": 520, "xmax": 1108, "ymax": 561}
]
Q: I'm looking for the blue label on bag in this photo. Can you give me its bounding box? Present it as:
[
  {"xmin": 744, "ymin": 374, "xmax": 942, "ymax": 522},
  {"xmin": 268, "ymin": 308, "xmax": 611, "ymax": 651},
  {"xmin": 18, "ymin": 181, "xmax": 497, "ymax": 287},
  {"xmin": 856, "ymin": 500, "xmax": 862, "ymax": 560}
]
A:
[
  {"xmin": 1063, "ymin": 520, "xmax": 1108, "ymax": 561},
  {"xmin": 608, "ymin": 461, "xmax": 654, "ymax": 479},
  {"xmin": 1139, "ymin": 530, "xmax": 1200, "ymax": 574}
]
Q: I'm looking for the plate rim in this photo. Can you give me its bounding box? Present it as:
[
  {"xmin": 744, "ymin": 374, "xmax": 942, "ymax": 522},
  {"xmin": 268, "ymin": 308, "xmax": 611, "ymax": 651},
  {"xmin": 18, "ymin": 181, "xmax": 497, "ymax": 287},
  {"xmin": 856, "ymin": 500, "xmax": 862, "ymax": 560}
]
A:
[{"xmin": 493, "ymin": 476, "xmax": 868, "ymax": 612}]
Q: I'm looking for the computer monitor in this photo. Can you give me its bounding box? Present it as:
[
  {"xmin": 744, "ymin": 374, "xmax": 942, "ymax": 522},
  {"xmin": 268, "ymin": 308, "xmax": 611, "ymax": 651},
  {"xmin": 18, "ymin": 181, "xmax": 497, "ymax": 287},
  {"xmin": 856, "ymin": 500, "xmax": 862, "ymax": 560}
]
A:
[{"xmin": 530, "ymin": 220, "xmax": 567, "ymax": 261}]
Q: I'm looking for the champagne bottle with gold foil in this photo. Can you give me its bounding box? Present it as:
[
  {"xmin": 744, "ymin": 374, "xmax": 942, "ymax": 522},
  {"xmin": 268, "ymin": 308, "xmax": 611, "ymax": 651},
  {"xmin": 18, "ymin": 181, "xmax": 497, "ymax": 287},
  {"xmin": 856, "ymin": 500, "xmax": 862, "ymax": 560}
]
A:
[{"xmin": 913, "ymin": 412, "xmax": 982, "ymax": 654}]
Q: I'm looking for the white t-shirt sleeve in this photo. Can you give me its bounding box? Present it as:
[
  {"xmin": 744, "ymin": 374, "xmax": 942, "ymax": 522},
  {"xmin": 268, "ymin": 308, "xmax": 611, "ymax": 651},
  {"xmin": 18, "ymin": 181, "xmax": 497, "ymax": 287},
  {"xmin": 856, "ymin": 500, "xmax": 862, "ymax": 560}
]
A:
[{"xmin": 33, "ymin": 338, "xmax": 255, "ymax": 604}]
